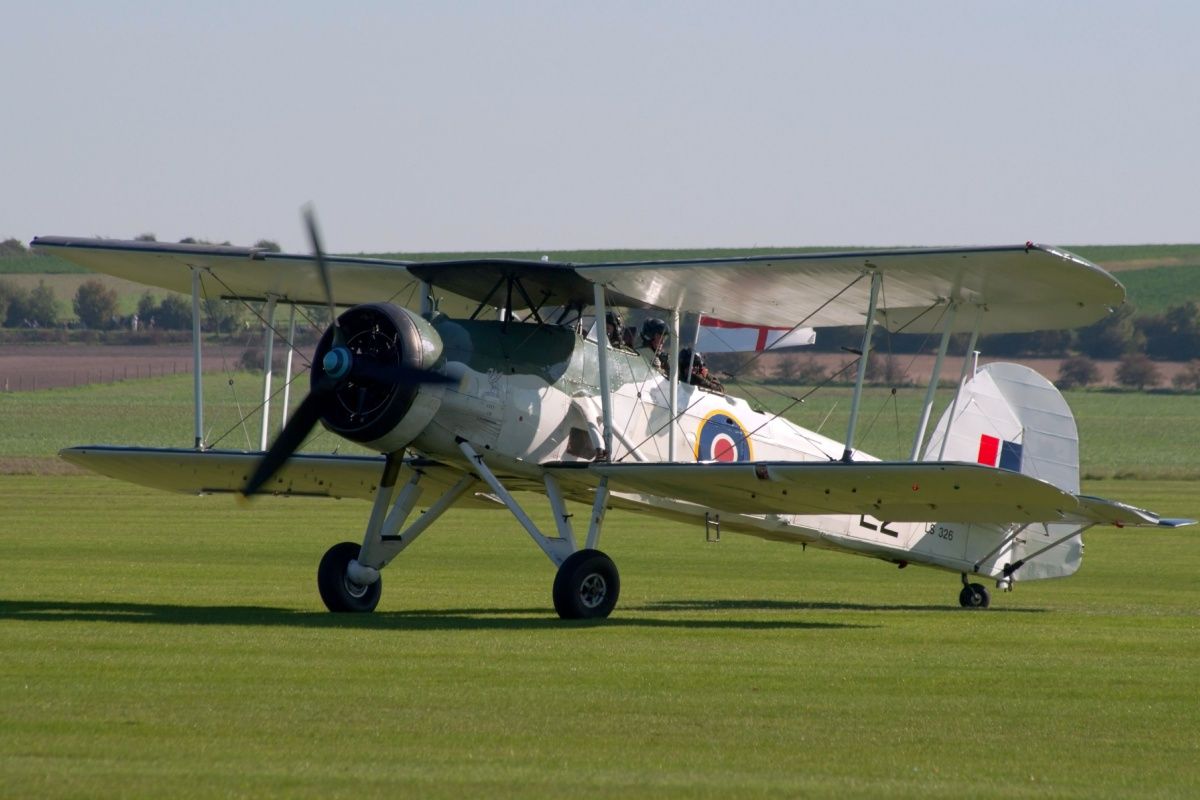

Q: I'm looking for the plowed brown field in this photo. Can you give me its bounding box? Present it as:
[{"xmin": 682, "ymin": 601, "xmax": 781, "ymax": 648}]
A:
[{"xmin": 0, "ymin": 343, "xmax": 254, "ymax": 391}]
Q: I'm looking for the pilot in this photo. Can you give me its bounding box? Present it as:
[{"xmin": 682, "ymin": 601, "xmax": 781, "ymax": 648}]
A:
[
  {"xmin": 605, "ymin": 311, "xmax": 626, "ymax": 349},
  {"xmin": 638, "ymin": 318, "xmax": 669, "ymax": 374},
  {"xmin": 679, "ymin": 348, "xmax": 724, "ymax": 393}
]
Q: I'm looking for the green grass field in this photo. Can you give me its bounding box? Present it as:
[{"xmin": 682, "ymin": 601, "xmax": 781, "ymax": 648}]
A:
[
  {"xmin": 2, "ymin": 375, "xmax": 1200, "ymax": 796},
  {"xmin": 4, "ymin": 374, "xmax": 1200, "ymax": 479},
  {"xmin": 0, "ymin": 253, "xmax": 83, "ymax": 274},
  {"xmin": 747, "ymin": 383, "xmax": 1200, "ymax": 480},
  {"xmin": 3, "ymin": 474, "xmax": 1198, "ymax": 798}
]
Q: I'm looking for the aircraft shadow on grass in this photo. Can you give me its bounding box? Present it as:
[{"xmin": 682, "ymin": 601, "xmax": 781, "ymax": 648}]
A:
[
  {"xmin": 637, "ymin": 599, "xmax": 1048, "ymax": 614},
  {"xmin": 1, "ymin": 599, "xmax": 880, "ymax": 632}
]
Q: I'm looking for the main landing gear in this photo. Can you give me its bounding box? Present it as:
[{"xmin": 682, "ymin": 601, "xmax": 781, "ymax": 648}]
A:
[
  {"xmin": 552, "ymin": 549, "xmax": 620, "ymax": 619},
  {"xmin": 315, "ymin": 443, "xmax": 622, "ymax": 619},
  {"xmin": 319, "ymin": 541, "xmax": 382, "ymax": 613},
  {"xmin": 958, "ymin": 574, "xmax": 991, "ymax": 609}
]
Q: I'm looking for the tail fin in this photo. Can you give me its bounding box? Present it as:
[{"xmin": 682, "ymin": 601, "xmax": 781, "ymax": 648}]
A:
[
  {"xmin": 924, "ymin": 362, "xmax": 1079, "ymax": 493},
  {"xmin": 922, "ymin": 363, "xmax": 1084, "ymax": 581}
]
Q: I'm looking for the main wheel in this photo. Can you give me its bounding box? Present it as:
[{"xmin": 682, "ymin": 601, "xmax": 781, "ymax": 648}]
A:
[
  {"xmin": 552, "ymin": 549, "xmax": 620, "ymax": 620},
  {"xmin": 318, "ymin": 541, "xmax": 382, "ymax": 613},
  {"xmin": 958, "ymin": 582, "xmax": 991, "ymax": 609}
]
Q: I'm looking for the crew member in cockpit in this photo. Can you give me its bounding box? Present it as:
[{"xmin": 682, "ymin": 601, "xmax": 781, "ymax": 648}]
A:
[
  {"xmin": 679, "ymin": 348, "xmax": 724, "ymax": 393},
  {"xmin": 638, "ymin": 318, "xmax": 669, "ymax": 375},
  {"xmin": 605, "ymin": 311, "xmax": 626, "ymax": 349}
]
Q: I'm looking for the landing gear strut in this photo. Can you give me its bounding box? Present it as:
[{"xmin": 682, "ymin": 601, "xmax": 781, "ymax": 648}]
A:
[
  {"xmin": 958, "ymin": 574, "xmax": 990, "ymax": 609},
  {"xmin": 553, "ymin": 549, "xmax": 620, "ymax": 619},
  {"xmin": 458, "ymin": 440, "xmax": 621, "ymax": 620}
]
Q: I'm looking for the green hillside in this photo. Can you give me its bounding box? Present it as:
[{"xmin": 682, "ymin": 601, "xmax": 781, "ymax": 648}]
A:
[
  {"xmin": 1109, "ymin": 264, "xmax": 1200, "ymax": 315},
  {"xmin": 0, "ymin": 253, "xmax": 84, "ymax": 274}
]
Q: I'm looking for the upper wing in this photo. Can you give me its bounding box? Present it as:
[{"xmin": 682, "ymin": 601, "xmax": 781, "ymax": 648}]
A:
[
  {"xmin": 576, "ymin": 245, "xmax": 1125, "ymax": 334},
  {"xmin": 32, "ymin": 237, "xmax": 424, "ymax": 306},
  {"xmin": 34, "ymin": 237, "xmax": 1123, "ymax": 335},
  {"xmin": 547, "ymin": 460, "xmax": 1188, "ymax": 527},
  {"xmin": 403, "ymin": 244, "xmax": 1127, "ymax": 334}
]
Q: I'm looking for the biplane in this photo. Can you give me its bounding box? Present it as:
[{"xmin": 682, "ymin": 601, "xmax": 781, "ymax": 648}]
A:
[{"xmin": 30, "ymin": 218, "xmax": 1193, "ymax": 618}]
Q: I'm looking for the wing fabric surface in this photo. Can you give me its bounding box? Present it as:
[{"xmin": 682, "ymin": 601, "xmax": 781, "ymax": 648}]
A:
[
  {"xmin": 59, "ymin": 446, "xmax": 502, "ymax": 508},
  {"xmin": 547, "ymin": 461, "xmax": 1187, "ymax": 528},
  {"xmin": 33, "ymin": 237, "xmax": 1123, "ymax": 335},
  {"xmin": 29, "ymin": 237, "xmax": 478, "ymax": 317},
  {"xmin": 576, "ymin": 245, "xmax": 1124, "ymax": 334},
  {"xmin": 31, "ymin": 237, "xmax": 420, "ymax": 306}
]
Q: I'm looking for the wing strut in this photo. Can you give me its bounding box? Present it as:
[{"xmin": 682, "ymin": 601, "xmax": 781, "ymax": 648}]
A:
[
  {"xmin": 190, "ymin": 267, "xmax": 205, "ymax": 449},
  {"xmin": 841, "ymin": 271, "xmax": 882, "ymax": 462},
  {"xmin": 668, "ymin": 308, "xmax": 680, "ymax": 461},
  {"xmin": 259, "ymin": 295, "xmax": 278, "ymax": 450},
  {"xmin": 280, "ymin": 305, "xmax": 297, "ymax": 429},
  {"xmin": 592, "ymin": 283, "xmax": 615, "ymax": 458},
  {"xmin": 910, "ymin": 302, "xmax": 958, "ymax": 460},
  {"xmin": 937, "ymin": 306, "xmax": 983, "ymax": 459}
]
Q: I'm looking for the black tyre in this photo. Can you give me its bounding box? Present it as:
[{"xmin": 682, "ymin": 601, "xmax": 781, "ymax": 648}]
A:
[
  {"xmin": 958, "ymin": 582, "xmax": 991, "ymax": 609},
  {"xmin": 317, "ymin": 541, "xmax": 381, "ymax": 613},
  {"xmin": 552, "ymin": 549, "xmax": 620, "ymax": 620}
]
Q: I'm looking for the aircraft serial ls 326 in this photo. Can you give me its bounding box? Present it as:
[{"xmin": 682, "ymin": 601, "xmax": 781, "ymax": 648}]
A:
[{"xmin": 32, "ymin": 218, "xmax": 1194, "ymax": 618}]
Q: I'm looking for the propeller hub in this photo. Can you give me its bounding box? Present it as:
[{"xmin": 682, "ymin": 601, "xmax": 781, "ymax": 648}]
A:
[{"xmin": 322, "ymin": 346, "xmax": 352, "ymax": 381}]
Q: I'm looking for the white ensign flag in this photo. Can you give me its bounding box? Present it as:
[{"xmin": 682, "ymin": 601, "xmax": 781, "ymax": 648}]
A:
[{"xmin": 696, "ymin": 316, "xmax": 816, "ymax": 353}]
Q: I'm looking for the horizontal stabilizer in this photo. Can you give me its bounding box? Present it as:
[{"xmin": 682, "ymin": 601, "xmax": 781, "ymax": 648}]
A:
[{"xmin": 1076, "ymin": 495, "xmax": 1197, "ymax": 529}]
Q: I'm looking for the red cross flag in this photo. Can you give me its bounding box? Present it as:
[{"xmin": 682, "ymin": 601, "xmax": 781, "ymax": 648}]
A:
[{"xmin": 696, "ymin": 316, "xmax": 816, "ymax": 353}]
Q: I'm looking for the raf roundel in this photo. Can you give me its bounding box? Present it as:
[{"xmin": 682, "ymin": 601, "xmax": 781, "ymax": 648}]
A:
[{"xmin": 695, "ymin": 411, "xmax": 753, "ymax": 462}]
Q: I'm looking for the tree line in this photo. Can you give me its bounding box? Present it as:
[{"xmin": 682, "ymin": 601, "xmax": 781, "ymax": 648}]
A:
[
  {"xmin": 0, "ymin": 235, "xmax": 282, "ymax": 332},
  {"xmin": 3, "ymin": 236, "xmax": 1197, "ymax": 389}
]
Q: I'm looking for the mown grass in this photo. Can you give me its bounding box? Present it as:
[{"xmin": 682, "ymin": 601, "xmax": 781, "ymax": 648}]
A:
[
  {"xmin": 0, "ymin": 372, "xmax": 371, "ymax": 462},
  {"xmin": 2, "ymin": 365, "xmax": 1198, "ymax": 796},
  {"xmin": 4, "ymin": 375, "xmax": 1200, "ymax": 480},
  {"xmin": 742, "ymin": 381, "xmax": 1200, "ymax": 480},
  {"xmin": 2, "ymin": 474, "xmax": 1197, "ymax": 798}
]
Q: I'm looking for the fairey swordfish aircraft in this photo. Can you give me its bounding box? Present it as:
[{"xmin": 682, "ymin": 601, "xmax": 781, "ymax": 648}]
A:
[{"xmin": 31, "ymin": 216, "xmax": 1194, "ymax": 618}]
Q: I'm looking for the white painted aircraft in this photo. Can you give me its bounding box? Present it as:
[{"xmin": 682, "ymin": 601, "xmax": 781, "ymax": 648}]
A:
[{"xmin": 31, "ymin": 220, "xmax": 1193, "ymax": 618}]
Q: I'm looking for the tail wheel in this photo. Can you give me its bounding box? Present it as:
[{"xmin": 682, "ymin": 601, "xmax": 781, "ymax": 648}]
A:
[
  {"xmin": 553, "ymin": 549, "xmax": 620, "ymax": 620},
  {"xmin": 318, "ymin": 541, "xmax": 381, "ymax": 613},
  {"xmin": 958, "ymin": 582, "xmax": 991, "ymax": 609}
]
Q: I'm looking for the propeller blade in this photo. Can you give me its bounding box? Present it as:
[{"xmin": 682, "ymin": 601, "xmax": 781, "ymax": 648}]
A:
[
  {"xmin": 243, "ymin": 208, "xmax": 452, "ymax": 501},
  {"xmin": 303, "ymin": 205, "xmax": 343, "ymax": 346},
  {"xmin": 241, "ymin": 384, "xmax": 332, "ymax": 498}
]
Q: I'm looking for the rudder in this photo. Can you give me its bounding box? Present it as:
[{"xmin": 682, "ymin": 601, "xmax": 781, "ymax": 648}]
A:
[{"xmin": 922, "ymin": 363, "xmax": 1084, "ymax": 581}]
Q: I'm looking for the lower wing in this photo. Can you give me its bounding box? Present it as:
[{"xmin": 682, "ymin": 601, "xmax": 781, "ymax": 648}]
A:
[
  {"xmin": 59, "ymin": 445, "xmax": 502, "ymax": 508},
  {"xmin": 546, "ymin": 460, "xmax": 1193, "ymax": 528}
]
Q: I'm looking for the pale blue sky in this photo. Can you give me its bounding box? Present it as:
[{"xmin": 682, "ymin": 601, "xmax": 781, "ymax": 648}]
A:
[{"xmin": 3, "ymin": 1, "xmax": 1197, "ymax": 253}]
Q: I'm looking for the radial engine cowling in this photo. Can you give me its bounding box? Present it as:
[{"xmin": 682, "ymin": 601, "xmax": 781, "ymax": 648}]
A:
[{"xmin": 311, "ymin": 303, "xmax": 445, "ymax": 452}]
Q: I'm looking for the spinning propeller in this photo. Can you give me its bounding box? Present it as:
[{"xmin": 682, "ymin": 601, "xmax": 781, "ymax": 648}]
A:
[{"xmin": 241, "ymin": 208, "xmax": 450, "ymax": 498}]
